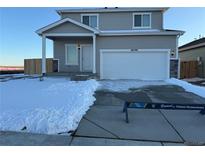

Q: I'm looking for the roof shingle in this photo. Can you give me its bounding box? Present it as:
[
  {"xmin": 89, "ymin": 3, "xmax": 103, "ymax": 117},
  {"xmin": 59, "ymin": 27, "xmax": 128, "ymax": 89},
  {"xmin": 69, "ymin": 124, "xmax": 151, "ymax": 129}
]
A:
[{"xmin": 179, "ymin": 37, "xmax": 205, "ymax": 50}]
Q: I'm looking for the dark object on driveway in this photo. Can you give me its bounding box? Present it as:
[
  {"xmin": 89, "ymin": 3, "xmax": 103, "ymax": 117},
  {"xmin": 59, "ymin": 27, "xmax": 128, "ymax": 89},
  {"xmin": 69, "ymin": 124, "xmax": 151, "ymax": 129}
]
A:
[{"xmin": 114, "ymin": 92, "xmax": 205, "ymax": 123}]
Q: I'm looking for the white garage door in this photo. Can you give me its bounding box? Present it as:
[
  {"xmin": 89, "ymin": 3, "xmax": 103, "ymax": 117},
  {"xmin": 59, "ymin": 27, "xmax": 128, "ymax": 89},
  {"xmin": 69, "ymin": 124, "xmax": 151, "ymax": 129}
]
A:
[{"xmin": 100, "ymin": 49, "xmax": 170, "ymax": 80}]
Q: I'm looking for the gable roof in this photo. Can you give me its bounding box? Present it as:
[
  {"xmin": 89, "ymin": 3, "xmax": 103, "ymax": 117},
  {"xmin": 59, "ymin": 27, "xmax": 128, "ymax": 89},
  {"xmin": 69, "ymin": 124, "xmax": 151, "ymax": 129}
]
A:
[
  {"xmin": 56, "ymin": 7, "xmax": 169, "ymax": 14},
  {"xmin": 36, "ymin": 17, "xmax": 100, "ymax": 35},
  {"xmin": 179, "ymin": 37, "xmax": 205, "ymax": 52}
]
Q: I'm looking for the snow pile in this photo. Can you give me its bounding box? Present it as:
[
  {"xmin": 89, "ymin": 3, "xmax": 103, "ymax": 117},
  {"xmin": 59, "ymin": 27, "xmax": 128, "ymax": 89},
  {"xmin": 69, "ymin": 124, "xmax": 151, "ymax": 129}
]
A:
[
  {"xmin": 98, "ymin": 80, "xmax": 168, "ymax": 92},
  {"xmin": 183, "ymin": 77, "xmax": 205, "ymax": 82},
  {"xmin": 166, "ymin": 78, "xmax": 205, "ymax": 98},
  {"xmin": 0, "ymin": 78, "xmax": 99, "ymax": 134}
]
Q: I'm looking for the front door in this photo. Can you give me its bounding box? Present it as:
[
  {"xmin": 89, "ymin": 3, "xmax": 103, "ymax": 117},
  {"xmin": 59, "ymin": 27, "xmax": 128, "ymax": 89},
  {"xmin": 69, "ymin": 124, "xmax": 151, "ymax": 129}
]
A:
[{"xmin": 82, "ymin": 45, "xmax": 93, "ymax": 72}]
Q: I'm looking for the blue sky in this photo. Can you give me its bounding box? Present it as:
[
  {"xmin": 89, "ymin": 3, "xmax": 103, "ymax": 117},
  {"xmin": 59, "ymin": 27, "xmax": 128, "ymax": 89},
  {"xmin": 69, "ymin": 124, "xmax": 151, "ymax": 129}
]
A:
[{"xmin": 0, "ymin": 7, "xmax": 205, "ymax": 66}]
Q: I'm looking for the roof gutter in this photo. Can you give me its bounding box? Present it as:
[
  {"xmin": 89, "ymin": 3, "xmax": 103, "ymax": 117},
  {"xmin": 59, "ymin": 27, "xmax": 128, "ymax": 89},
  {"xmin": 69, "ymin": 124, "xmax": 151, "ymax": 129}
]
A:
[{"xmin": 56, "ymin": 7, "xmax": 170, "ymax": 14}]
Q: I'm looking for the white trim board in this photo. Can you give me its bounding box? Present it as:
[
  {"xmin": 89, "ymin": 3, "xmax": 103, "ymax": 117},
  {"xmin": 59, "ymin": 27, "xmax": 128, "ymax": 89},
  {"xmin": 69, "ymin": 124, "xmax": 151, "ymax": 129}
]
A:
[
  {"xmin": 36, "ymin": 17, "xmax": 99, "ymax": 35},
  {"xmin": 44, "ymin": 33, "xmax": 95, "ymax": 37},
  {"xmin": 44, "ymin": 31, "xmax": 182, "ymax": 37},
  {"xmin": 100, "ymin": 29, "xmax": 160, "ymax": 33},
  {"xmin": 42, "ymin": 31, "xmax": 183, "ymax": 38},
  {"xmin": 99, "ymin": 31, "xmax": 182, "ymax": 36},
  {"xmin": 100, "ymin": 49, "xmax": 171, "ymax": 53}
]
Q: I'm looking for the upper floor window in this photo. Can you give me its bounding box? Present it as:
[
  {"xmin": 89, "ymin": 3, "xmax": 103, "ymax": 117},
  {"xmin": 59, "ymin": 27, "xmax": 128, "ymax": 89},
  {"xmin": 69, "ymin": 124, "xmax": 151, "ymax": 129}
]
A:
[
  {"xmin": 133, "ymin": 13, "xmax": 151, "ymax": 29},
  {"xmin": 81, "ymin": 14, "xmax": 99, "ymax": 29}
]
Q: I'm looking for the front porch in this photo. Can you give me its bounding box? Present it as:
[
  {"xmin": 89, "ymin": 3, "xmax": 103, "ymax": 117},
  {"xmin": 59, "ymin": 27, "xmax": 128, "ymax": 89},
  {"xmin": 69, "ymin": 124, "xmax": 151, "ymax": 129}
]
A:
[
  {"xmin": 36, "ymin": 17, "xmax": 99, "ymax": 76},
  {"xmin": 41, "ymin": 34, "xmax": 97, "ymax": 76}
]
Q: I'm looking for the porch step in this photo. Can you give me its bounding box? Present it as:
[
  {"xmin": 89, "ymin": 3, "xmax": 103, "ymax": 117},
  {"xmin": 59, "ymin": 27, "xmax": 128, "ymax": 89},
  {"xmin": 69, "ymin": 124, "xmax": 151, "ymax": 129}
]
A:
[
  {"xmin": 46, "ymin": 72, "xmax": 98, "ymax": 81},
  {"xmin": 46, "ymin": 72, "xmax": 72, "ymax": 76},
  {"xmin": 71, "ymin": 73, "xmax": 98, "ymax": 81}
]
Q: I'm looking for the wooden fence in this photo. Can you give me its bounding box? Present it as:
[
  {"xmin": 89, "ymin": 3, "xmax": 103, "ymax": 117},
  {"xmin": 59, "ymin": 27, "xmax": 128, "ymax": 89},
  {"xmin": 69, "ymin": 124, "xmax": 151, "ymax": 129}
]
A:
[
  {"xmin": 180, "ymin": 60, "xmax": 198, "ymax": 79},
  {"xmin": 24, "ymin": 58, "xmax": 58, "ymax": 75}
]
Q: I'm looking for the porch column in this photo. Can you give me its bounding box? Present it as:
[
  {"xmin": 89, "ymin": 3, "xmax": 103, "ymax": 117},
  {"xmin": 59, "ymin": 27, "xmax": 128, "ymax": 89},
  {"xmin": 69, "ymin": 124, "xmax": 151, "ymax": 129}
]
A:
[
  {"xmin": 92, "ymin": 34, "xmax": 96, "ymax": 74},
  {"xmin": 42, "ymin": 35, "xmax": 46, "ymax": 75}
]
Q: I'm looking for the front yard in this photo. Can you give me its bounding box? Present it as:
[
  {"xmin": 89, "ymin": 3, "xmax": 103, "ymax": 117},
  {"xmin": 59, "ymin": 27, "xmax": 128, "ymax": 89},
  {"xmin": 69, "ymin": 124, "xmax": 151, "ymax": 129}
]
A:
[
  {"xmin": 0, "ymin": 76, "xmax": 205, "ymax": 144},
  {"xmin": 0, "ymin": 77, "xmax": 99, "ymax": 134}
]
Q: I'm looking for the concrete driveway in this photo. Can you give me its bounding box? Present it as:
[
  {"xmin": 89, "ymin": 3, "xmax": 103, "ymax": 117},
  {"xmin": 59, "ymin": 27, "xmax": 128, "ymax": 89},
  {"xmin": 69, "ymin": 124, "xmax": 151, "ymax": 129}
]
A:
[{"xmin": 73, "ymin": 84, "xmax": 205, "ymax": 145}]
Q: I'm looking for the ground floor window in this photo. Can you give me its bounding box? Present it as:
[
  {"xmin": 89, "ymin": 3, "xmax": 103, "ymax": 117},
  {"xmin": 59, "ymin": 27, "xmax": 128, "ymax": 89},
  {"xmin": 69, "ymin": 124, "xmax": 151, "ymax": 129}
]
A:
[{"xmin": 65, "ymin": 44, "xmax": 78, "ymax": 65}]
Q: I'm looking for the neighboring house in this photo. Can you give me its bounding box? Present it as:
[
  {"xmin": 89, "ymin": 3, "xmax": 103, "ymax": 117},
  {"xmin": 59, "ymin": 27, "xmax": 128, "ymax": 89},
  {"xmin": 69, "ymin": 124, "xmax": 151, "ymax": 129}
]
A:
[
  {"xmin": 36, "ymin": 7, "xmax": 184, "ymax": 80},
  {"xmin": 179, "ymin": 38, "xmax": 205, "ymax": 78}
]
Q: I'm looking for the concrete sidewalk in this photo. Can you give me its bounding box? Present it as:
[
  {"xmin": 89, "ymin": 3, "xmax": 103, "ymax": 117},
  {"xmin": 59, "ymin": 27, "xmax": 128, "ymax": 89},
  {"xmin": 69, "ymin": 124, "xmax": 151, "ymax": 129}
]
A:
[
  {"xmin": 0, "ymin": 131, "xmax": 185, "ymax": 146},
  {"xmin": 0, "ymin": 131, "xmax": 72, "ymax": 146}
]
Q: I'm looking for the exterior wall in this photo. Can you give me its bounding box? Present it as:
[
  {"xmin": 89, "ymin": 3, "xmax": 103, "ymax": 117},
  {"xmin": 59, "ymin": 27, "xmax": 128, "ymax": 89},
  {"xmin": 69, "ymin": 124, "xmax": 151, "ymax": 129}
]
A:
[
  {"xmin": 96, "ymin": 35, "xmax": 177, "ymax": 75},
  {"xmin": 53, "ymin": 35, "xmax": 177, "ymax": 76},
  {"xmin": 53, "ymin": 37, "xmax": 92, "ymax": 72},
  {"xmin": 179, "ymin": 47, "xmax": 205, "ymax": 77},
  {"xmin": 44, "ymin": 21, "xmax": 92, "ymax": 34},
  {"xmin": 60, "ymin": 11, "xmax": 163, "ymax": 30},
  {"xmin": 96, "ymin": 35, "xmax": 177, "ymax": 74}
]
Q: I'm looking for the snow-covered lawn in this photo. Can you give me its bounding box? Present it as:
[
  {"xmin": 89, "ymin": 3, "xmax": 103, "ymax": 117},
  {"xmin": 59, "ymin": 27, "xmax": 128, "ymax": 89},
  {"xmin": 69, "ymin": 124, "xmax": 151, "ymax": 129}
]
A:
[
  {"xmin": 166, "ymin": 78, "xmax": 205, "ymax": 98},
  {"xmin": 0, "ymin": 78, "xmax": 99, "ymax": 134},
  {"xmin": 1, "ymin": 77, "xmax": 204, "ymax": 135},
  {"xmin": 183, "ymin": 77, "xmax": 205, "ymax": 82}
]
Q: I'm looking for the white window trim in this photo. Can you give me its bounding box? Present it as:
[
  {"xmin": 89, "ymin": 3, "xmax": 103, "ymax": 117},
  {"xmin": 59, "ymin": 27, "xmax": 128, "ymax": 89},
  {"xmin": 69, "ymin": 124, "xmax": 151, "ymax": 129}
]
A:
[
  {"xmin": 132, "ymin": 12, "xmax": 152, "ymax": 29},
  {"xmin": 65, "ymin": 44, "xmax": 79, "ymax": 66},
  {"xmin": 81, "ymin": 14, "xmax": 99, "ymax": 29}
]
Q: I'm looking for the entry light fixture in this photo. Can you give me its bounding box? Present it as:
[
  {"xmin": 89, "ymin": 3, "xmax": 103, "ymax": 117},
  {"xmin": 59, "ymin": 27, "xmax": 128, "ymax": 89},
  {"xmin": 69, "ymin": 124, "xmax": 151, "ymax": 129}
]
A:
[{"xmin": 171, "ymin": 50, "xmax": 175, "ymax": 56}]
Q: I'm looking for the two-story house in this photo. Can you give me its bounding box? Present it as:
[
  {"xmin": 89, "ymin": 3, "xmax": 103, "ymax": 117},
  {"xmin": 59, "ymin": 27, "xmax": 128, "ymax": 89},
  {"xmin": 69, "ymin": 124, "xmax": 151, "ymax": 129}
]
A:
[{"xmin": 36, "ymin": 7, "xmax": 184, "ymax": 80}]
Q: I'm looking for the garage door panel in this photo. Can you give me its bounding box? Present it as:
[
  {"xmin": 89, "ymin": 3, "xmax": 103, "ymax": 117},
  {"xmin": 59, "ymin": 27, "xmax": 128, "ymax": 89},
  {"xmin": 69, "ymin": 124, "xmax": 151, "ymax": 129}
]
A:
[{"xmin": 101, "ymin": 50, "xmax": 169, "ymax": 80}]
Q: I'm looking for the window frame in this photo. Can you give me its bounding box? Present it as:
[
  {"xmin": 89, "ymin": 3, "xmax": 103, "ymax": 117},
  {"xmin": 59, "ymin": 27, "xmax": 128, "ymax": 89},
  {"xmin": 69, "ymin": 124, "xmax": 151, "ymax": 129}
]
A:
[
  {"xmin": 81, "ymin": 14, "xmax": 99, "ymax": 29},
  {"xmin": 65, "ymin": 44, "xmax": 79, "ymax": 66},
  {"xmin": 132, "ymin": 12, "xmax": 152, "ymax": 29}
]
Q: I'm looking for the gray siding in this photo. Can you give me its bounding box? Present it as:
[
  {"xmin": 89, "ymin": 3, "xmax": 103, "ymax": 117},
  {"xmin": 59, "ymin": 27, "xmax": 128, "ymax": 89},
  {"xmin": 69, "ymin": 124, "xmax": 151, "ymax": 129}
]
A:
[
  {"xmin": 53, "ymin": 35, "xmax": 177, "ymax": 75},
  {"xmin": 96, "ymin": 35, "xmax": 177, "ymax": 74},
  {"xmin": 61, "ymin": 11, "xmax": 163, "ymax": 30},
  {"xmin": 54, "ymin": 37, "xmax": 92, "ymax": 72},
  {"xmin": 44, "ymin": 21, "xmax": 92, "ymax": 34},
  {"xmin": 179, "ymin": 47, "xmax": 205, "ymax": 77}
]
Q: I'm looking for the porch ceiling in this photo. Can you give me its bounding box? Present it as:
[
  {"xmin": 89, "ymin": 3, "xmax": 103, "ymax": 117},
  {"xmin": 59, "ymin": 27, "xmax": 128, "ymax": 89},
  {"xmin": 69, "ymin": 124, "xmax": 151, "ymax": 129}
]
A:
[{"xmin": 46, "ymin": 36, "xmax": 93, "ymax": 41}]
